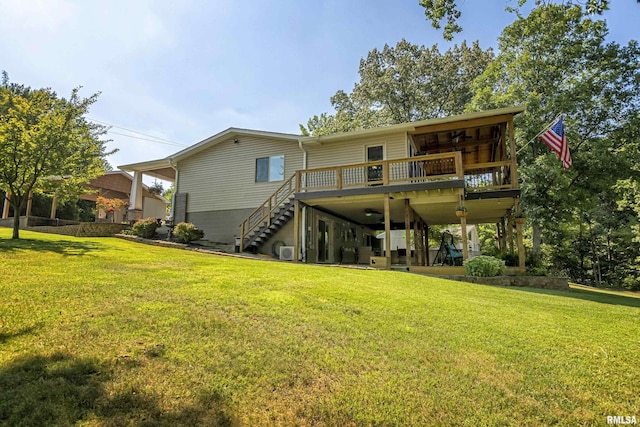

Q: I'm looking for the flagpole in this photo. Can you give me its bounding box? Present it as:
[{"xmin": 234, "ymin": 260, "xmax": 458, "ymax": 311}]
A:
[{"xmin": 516, "ymin": 113, "xmax": 563, "ymax": 155}]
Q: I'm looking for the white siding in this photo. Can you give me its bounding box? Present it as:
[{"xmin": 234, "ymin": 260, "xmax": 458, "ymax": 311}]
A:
[
  {"xmin": 177, "ymin": 136, "xmax": 303, "ymax": 212},
  {"xmin": 306, "ymin": 132, "xmax": 408, "ymax": 169},
  {"xmin": 142, "ymin": 197, "xmax": 167, "ymax": 219}
]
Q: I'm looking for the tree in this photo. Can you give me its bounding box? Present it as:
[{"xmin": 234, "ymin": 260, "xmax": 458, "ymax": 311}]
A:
[
  {"xmin": 0, "ymin": 73, "xmax": 113, "ymax": 238},
  {"xmin": 301, "ymin": 40, "xmax": 493, "ymax": 136},
  {"xmin": 469, "ymin": 4, "xmax": 640, "ymax": 286},
  {"xmin": 420, "ymin": 0, "xmax": 639, "ymax": 41},
  {"xmin": 163, "ymin": 184, "xmax": 175, "ymax": 217}
]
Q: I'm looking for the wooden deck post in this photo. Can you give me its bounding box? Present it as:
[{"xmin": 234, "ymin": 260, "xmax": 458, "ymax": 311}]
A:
[
  {"xmin": 422, "ymin": 218, "xmax": 428, "ymax": 266},
  {"xmin": 425, "ymin": 222, "xmax": 430, "ymax": 266},
  {"xmin": 460, "ymin": 215, "xmax": 469, "ymax": 261},
  {"xmin": 1, "ymin": 191, "xmax": 10, "ymax": 219},
  {"xmin": 514, "ymin": 200, "xmax": 525, "ymax": 271},
  {"xmin": 295, "ymin": 170, "xmax": 301, "ymax": 192},
  {"xmin": 384, "ymin": 193, "xmax": 391, "ymax": 269},
  {"xmin": 404, "ymin": 199, "xmax": 411, "ymax": 267},
  {"xmin": 454, "ymin": 151, "xmax": 464, "ymax": 179},
  {"xmin": 293, "ymin": 199, "xmax": 300, "ymax": 263},
  {"xmin": 509, "ymin": 118, "xmax": 519, "ymax": 189},
  {"xmin": 382, "ymin": 161, "xmax": 390, "ymax": 186},
  {"xmin": 506, "ymin": 215, "xmax": 514, "ymax": 255},
  {"xmin": 413, "ymin": 212, "xmax": 420, "ymax": 265}
]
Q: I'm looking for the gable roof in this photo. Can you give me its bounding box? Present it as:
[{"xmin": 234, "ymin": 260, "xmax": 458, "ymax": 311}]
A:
[{"xmin": 119, "ymin": 127, "xmax": 300, "ymax": 178}]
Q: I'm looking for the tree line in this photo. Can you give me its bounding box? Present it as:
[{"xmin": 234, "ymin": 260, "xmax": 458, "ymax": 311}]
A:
[{"xmin": 301, "ymin": 3, "xmax": 640, "ymax": 289}]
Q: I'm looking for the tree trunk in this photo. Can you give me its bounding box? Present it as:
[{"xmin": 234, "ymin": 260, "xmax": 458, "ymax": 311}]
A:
[
  {"xmin": 11, "ymin": 196, "xmax": 25, "ymax": 239},
  {"xmin": 12, "ymin": 204, "xmax": 20, "ymax": 239},
  {"xmin": 532, "ymin": 221, "xmax": 542, "ymax": 255}
]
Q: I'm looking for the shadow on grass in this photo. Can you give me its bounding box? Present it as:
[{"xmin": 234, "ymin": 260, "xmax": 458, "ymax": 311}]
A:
[
  {"xmin": 0, "ymin": 352, "xmax": 233, "ymax": 426},
  {"xmin": 499, "ymin": 285, "xmax": 640, "ymax": 309},
  {"xmin": 0, "ymin": 238, "xmax": 103, "ymax": 256},
  {"xmin": 0, "ymin": 324, "xmax": 41, "ymax": 345}
]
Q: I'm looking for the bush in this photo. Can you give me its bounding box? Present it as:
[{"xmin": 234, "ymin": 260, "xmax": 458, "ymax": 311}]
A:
[
  {"xmin": 132, "ymin": 218, "xmax": 160, "ymax": 239},
  {"xmin": 172, "ymin": 222, "xmax": 204, "ymax": 243},
  {"xmin": 464, "ymin": 256, "xmax": 506, "ymax": 277}
]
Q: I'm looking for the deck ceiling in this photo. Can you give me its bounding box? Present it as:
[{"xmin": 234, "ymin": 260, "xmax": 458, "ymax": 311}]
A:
[
  {"xmin": 409, "ymin": 122, "xmax": 507, "ymax": 165},
  {"xmin": 300, "ymin": 189, "xmax": 516, "ymax": 229}
]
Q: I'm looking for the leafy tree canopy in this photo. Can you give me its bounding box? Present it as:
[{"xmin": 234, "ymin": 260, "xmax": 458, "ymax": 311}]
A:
[
  {"xmin": 470, "ymin": 4, "xmax": 640, "ymax": 286},
  {"xmin": 300, "ymin": 40, "xmax": 493, "ymax": 136},
  {"xmin": 420, "ymin": 0, "xmax": 638, "ymax": 41},
  {"xmin": 0, "ymin": 72, "xmax": 113, "ymax": 238}
]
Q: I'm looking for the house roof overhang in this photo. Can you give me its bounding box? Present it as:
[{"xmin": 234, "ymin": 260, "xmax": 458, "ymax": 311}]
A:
[{"xmin": 118, "ymin": 158, "xmax": 176, "ymax": 181}]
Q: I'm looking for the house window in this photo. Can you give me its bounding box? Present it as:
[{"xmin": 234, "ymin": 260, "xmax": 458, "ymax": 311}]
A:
[{"xmin": 255, "ymin": 155, "xmax": 285, "ymax": 182}]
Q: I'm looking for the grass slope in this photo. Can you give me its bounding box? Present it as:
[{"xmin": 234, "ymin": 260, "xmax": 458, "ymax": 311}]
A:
[{"xmin": 1, "ymin": 229, "xmax": 639, "ymax": 426}]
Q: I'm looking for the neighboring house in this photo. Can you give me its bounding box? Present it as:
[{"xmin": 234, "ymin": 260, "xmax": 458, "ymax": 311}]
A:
[
  {"xmin": 119, "ymin": 106, "xmax": 527, "ymax": 269},
  {"xmin": 81, "ymin": 171, "xmax": 167, "ymax": 222},
  {"xmin": 1, "ymin": 171, "xmax": 167, "ymax": 223}
]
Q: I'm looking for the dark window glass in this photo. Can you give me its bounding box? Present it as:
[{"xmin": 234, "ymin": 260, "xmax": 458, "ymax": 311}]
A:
[{"xmin": 256, "ymin": 157, "xmax": 269, "ymax": 182}]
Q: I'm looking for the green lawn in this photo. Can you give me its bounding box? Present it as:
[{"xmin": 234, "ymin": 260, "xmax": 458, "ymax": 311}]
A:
[{"xmin": 1, "ymin": 229, "xmax": 639, "ymax": 426}]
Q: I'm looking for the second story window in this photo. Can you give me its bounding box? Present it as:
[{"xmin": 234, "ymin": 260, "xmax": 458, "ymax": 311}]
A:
[{"xmin": 255, "ymin": 155, "xmax": 285, "ymax": 182}]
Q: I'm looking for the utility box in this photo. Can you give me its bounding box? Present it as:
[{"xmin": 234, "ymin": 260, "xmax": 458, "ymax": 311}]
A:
[{"xmin": 370, "ymin": 256, "xmax": 389, "ymax": 269}]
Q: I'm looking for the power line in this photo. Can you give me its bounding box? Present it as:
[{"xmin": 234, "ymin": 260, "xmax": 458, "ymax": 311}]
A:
[
  {"xmin": 87, "ymin": 117, "xmax": 187, "ymax": 147},
  {"xmin": 107, "ymin": 130, "xmax": 187, "ymax": 147}
]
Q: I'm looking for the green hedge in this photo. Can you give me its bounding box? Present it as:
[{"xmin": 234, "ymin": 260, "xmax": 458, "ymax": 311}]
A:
[
  {"xmin": 464, "ymin": 256, "xmax": 506, "ymax": 277},
  {"xmin": 131, "ymin": 218, "xmax": 159, "ymax": 239},
  {"xmin": 172, "ymin": 222, "xmax": 204, "ymax": 243}
]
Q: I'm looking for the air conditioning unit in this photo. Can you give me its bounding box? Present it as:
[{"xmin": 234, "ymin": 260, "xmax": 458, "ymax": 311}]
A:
[{"xmin": 279, "ymin": 246, "xmax": 295, "ymax": 261}]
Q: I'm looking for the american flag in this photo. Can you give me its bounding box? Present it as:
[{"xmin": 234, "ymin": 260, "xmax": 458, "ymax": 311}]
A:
[{"xmin": 540, "ymin": 116, "xmax": 572, "ymax": 169}]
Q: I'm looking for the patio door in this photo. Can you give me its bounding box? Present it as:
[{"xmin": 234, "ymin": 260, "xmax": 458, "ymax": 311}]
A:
[
  {"xmin": 366, "ymin": 145, "xmax": 384, "ymax": 183},
  {"xmin": 317, "ymin": 219, "xmax": 331, "ymax": 262}
]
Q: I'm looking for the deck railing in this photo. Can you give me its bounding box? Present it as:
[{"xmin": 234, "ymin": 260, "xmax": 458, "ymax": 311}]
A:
[
  {"xmin": 464, "ymin": 161, "xmax": 512, "ymax": 191},
  {"xmin": 299, "ymin": 153, "xmax": 465, "ymax": 191}
]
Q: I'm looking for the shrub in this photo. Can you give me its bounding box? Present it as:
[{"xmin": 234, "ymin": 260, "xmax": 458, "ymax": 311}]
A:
[
  {"xmin": 464, "ymin": 255, "xmax": 506, "ymax": 277},
  {"xmin": 132, "ymin": 218, "xmax": 160, "ymax": 239},
  {"xmin": 172, "ymin": 222, "xmax": 204, "ymax": 243}
]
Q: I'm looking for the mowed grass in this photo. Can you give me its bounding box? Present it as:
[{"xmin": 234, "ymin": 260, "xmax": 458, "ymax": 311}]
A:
[{"xmin": 1, "ymin": 230, "xmax": 639, "ymax": 426}]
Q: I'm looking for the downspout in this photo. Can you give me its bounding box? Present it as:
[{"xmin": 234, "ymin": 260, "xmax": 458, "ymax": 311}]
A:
[
  {"xmin": 298, "ymin": 139, "xmax": 308, "ymax": 261},
  {"xmin": 168, "ymin": 157, "xmax": 179, "ymax": 220}
]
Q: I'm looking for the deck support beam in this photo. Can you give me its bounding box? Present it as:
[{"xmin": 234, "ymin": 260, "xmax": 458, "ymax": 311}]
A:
[
  {"xmin": 293, "ymin": 199, "xmax": 300, "ymax": 263},
  {"xmin": 459, "ymin": 193, "xmax": 469, "ymax": 261},
  {"xmin": 460, "ymin": 215, "xmax": 469, "ymax": 261},
  {"xmin": 515, "ymin": 200, "xmax": 525, "ymax": 271},
  {"xmin": 506, "ymin": 215, "xmax": 514, "ymax": 255},
  {"xmin": 384, "ymin": 193, "xmax": 391, "ymax": 269},
  {"xmin": 404, "ymin": 199, "xmax": 411, "ymax": 267}
]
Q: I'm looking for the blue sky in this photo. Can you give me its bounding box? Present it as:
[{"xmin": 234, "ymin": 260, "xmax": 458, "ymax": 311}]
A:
[{"xmin": 1, "ymin": 0, "xmax": 637, "ymax": 181}]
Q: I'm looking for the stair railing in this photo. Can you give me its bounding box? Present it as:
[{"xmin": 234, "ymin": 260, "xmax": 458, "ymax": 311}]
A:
[{"xmin": 239, "ymin": 172, "xmax": 299, "ymax": 251}]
